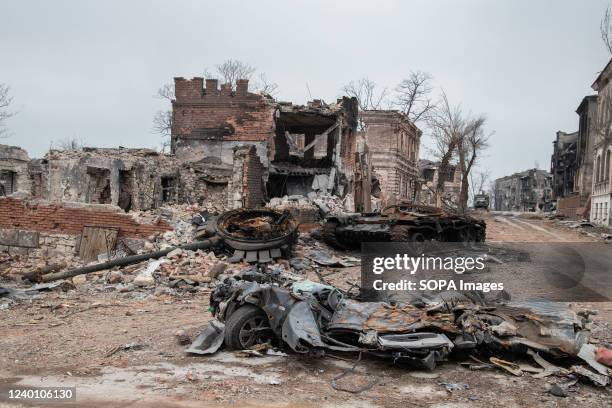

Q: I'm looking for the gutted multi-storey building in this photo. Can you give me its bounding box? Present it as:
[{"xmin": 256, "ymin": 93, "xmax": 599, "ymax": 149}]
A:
[
  {"xmin": 591, "ymin": 59, "xmax": 612, "ymax": 226},
  {"xmin": 360, "ymin": 110, "xmax": 421, "ymax": 204},
  {"xmin": 171, "ymin": 77, "xmax": 372, "ymax": 211},
  {"xmin": 493, "ymin": 169, "xmax": 553, "ymax": 212},
  {"xmin": 551, "ymin": 130, "xmax": 578, "ymax": 200},
  {"xmin": 575, "ymin": 95, "xmax": 598, "ymax": 202},
  {"xmin": 554, "ymin": 96, "xmax": 598, "ymax": 219}
]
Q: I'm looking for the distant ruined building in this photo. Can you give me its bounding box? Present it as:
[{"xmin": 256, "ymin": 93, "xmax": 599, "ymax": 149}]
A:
[{"xmin": 493, "ymin": 169, "xmax": 553, "ymax": 212}]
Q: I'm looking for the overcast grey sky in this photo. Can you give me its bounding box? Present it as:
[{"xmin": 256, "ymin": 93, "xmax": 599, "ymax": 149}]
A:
[{"xmin": 1, "ymin": 0, "xmax": 610, "ymax": 182}]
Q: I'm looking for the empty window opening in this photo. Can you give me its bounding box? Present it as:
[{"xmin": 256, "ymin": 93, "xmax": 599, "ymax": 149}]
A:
[
  {"xmin": 423, "ymin": 168, "xmax": 435, "ymax": 182},
  {"xmin": 161, "ymin": 176, "xmax": 178, "ymax": 203},
  {"xmin": 118, "ymin": 170, "xmax": 134, "ymax": 212},
  {"xmin": 30, "ymin": 173, "xmax": 43, "ymax": 198},
  {"xmin": 0, "ymin": 170, "xmax": 16, "ymax": 195},
  {"xmin": 87, "ymin": 167, "xmax": 111, "ymax": 204}
]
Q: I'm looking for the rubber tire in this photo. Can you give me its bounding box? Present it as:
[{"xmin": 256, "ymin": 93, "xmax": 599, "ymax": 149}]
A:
[{"xmin": 224, "ymin": 305, "xmax": 270, "ymax": 350}]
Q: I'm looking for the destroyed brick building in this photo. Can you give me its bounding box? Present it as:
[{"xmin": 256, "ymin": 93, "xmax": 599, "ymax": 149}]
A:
[
  {"xmin": 45, "ymin": 147, "xmax": 183, "ymax": 211},
  {"xmin": 0, "ymin": 77, "xmax": 384, "ymax": 264},
  {"xmin": 0, "ymin": 145, "xmax": 32, "ymax": 197},
  {"xmin": 360, "ymin": 110, "xmax": 421, "ymax": 204},
  {"xmin": 171, "ymin": 77, "xmax": 373, "ymax": 211},
  {"xmin": 418, "ymin": 159, "xmax": 461, "ymax": 207},
  {"xmin": 551, "ymin": 97, "xmax": 598, "ymax": 219},
  {"xmin": 575, "ymin": 95, "xmax": 598, "ymax": 203},
  {"xmin": 550, "ymin": 130, "xmax": 578, "ymax": 200},
  {"xmin": 493, "ymin": 169, "xmax": 553, "ymax": 212}
]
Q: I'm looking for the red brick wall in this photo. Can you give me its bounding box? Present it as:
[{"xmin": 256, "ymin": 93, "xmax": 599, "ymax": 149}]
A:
[
  {"xmin": 172, "ymin": 77, "xmax": 275, "ymax": 143},
  {"xmin": 0, "ymin": 198, "xmax": 171, "ymax": 239},
  {"xmin": 557, "ymin": 194, "xmax": 582, "ymax": 219},
  {"xmin": 242, "ymin": 147, "xmax": 265, "ymax": 208}
]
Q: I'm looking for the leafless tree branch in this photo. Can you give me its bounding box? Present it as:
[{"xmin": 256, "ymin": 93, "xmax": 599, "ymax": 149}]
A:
[
  {"xmin": 394, "ymin": 71, "xmax": 436, "ymax": 123},
  {"xmin": 469, "ymin": 168, "xmax": 492, "ymax": 201},
  {"xmin": 52, "ymin": 137, "xmax": 83, "ymax": 151},
  {"xmin": 153, "ymin": 110, "xmax": 172, "ymax": 139},
  {"xmin": 341, "ymin": 78, "xmax": 389, "ymax": 111},
  {"xmin": 0, "ymin": 84, "xmax": 16, "ymax": 138},
  {"xmin": 602, "ymin": 6, "xmax": 612, "ymax": 55},
  {"xmin": 215, "ymin": 59, "xmax": 256, "ymax": 90},
  {"xmin": 253, "ymin": 73, "xmax": 279, "ymax": 96},
  {"xmin": 155, "ymin": 83, "xmax": 175, "ymax": 101},
  {"xmin": 457, "ymin": 117, "xmax": 491, "ymax": 211}
]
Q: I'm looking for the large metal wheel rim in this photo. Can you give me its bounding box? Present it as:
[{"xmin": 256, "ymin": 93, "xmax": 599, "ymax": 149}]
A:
[
  {"xmin": 238, "ymin": 315, "xmax": 270, "ymax": 348},
  {"xmin": 214, "ymin": 208, "xmax": 297, "ymax": 246}
]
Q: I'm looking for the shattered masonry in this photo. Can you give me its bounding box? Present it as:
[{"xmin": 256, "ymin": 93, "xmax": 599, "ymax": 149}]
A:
[
  {"xmin": 171, "ymin": 77, "xmax": 371, "ymax": 210},
  {"xmin": 418, "ymin": 159, "xmax": 461, "ymax": 208},
  {"xmin": 0, "ymin": 77, "xmax": 427, "ymax": 263},
  {"xmin": 546, "ymin": 58, "xmax": 612, "ymax": 224},
  {"xmin": 0, "ymin": 197, "xmax": 171, "ymax": 261}
]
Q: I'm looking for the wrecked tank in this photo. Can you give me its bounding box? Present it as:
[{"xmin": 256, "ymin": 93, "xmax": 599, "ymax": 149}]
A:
[{"xmin": 322, "ymin": 202, "xmax": 486, "ymax": 249}]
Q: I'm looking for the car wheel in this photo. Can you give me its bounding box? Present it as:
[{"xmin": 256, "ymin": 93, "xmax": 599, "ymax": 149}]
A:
[{"xmin": 224, "ymin": 305, "xmax": 272, "ymax": 350}]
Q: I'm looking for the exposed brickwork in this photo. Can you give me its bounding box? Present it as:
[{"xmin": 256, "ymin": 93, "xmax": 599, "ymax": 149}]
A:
[
  {"xmin": 557, "ymin": 194, "xmax": 582, "ymax": 219},
  {"xmin": 0, "ymin": 198, "xmax": 172, "ymax": 239},
  {"xmin": 172, "ymin": 78, "xmax": 275, "ymax": 149},
  {"xmin": 242, "ymin": 146, "xmax": 265, "ymax": 208}
]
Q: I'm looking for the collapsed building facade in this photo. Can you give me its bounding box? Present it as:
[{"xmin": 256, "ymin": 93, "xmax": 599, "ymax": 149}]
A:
[
  {"xmin": 171, "ymin": 77, "xmax": 373, "ymax": 212},
  {"xmin": 0, "ymin": 145, "xmax": 34, "ymax": 197},
  {"xmin": 417, "ymin": 159, "xmax": 461, "ymax": 207},
  {"xmin": 493, "ymin": 169, "xmax": 553, "ymax": 212},
  {"xmin": 359, "ymin": 110, "xmax": 421, "ymax": 204},
  {"xmin": 552, "ymin": 97, "xmax": 598, "ymax": 220},
  {"xmin": 0, "ymin": 77, "xmax": 385, "ymax": 264},
  {"xmin": 550, "ymin": 130, "xmax": 578, "ymax": 200}
]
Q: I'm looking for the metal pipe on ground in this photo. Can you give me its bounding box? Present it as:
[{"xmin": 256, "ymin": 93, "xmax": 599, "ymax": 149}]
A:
[{"xmin": 38, "ymin": 236, "xmax": 222, "ymax": 283}]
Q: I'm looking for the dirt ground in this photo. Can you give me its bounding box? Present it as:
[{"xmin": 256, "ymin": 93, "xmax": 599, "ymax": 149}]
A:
[{"xmin": 1, "ymin": 211, "xmax": 611, "ymax": 407}]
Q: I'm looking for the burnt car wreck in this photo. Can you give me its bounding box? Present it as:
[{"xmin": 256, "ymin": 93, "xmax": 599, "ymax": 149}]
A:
[
  {"xmin": 322, "ymin": 202, "xmax": 486, "ymax": 249},
  {"xmin": 187, "ymin": 270, "xmax": 601, "ymax": 384}
]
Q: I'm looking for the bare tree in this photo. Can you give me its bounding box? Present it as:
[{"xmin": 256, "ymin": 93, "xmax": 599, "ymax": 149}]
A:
[
  {"xmin": 52, "ymin": 137, "xmax": 83, "ymax": 151},
  {"xmin": 156, "ymin": 83, "xmax": 175, "ymax": 101},
  {"xmin": 0, "ymin": 84, "xmax": 16, "ymax": 138},
  {"xmin": 457, "ymin": 116, "xmax": 491, "ymax": 212},
  {"xmin": 602, "ymin": 6, "xmax": 612, "ymax": 55},
  {"xmin": 254, "ymin": 73, "xmax": 279, "ymax": 96},
  {"xmin": 427, "ymin": 92, "xmax": 466, "ymax": 207},
  {"xmin": 394, "ymin": 71, "xmax": 436, "ymax": 123},
  {"xmin": 341, "ymin": 78, "xmax": 389, "ymax": 111},
  {"xmin": 153, "ymin": 110, "xmax": 172, "ymax": 139},
  {"xmin": 152, "ymin": 83, "xmax": 174, "ymax": 150},
  {"xmin": 215, "ymin": 59, "xmax": 256, "ymax": 89},
  {"xmin": 469, "ymin": 168, "xmax": 492, "ymax": 201}
]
